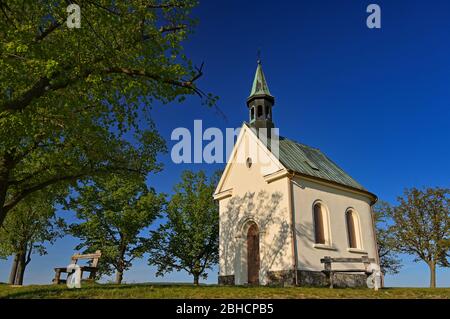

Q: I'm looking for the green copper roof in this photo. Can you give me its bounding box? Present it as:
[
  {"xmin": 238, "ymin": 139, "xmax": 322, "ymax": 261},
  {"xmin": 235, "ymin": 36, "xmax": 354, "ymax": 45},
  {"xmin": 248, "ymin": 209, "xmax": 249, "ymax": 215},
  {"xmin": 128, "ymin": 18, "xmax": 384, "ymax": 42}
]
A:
[
  {"xmin": 246, "ymin": 122, "xmax": 368, "ymax": 192},
  {"xmin": 277, "ymin": 136, "xmax": 366, "ymax": 191},
  {"xmin": 249, "ymin": 62, "xmax": 273, "ymax": 98}
]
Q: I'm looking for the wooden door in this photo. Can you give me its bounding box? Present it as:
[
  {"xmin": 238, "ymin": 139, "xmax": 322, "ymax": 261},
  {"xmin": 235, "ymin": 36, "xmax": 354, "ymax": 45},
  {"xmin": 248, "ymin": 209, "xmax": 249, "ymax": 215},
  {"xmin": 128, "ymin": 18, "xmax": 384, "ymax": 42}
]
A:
[{"xmin": 247, "ymin": 223, "xmax": 260, "ymax": 285}]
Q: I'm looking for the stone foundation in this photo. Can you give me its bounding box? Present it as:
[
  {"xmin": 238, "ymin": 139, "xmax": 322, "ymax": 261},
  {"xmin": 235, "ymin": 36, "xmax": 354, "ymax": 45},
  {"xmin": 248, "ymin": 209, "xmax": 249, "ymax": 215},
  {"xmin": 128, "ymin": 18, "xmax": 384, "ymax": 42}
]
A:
[
  {"xmin": 296, "ymin": 270, "xmax": 329, "ymax": 287},
  {"xmin": 218, "ymin": 275, "xmax": 235, "ymax": 285},
  {"xmin": 266, "ymin": 270, "xmax": 296, "ymax": 287},
  {"xmin": 328, "ymin": 272, "xmax": 368, "ymax": 288},
  {"xmin": 297, "ymin": 270, "xmax": 367, "ymax": 288},
  {"xmin": 218, "ymin": 271, "xmax": 367, "ymax": 288}
]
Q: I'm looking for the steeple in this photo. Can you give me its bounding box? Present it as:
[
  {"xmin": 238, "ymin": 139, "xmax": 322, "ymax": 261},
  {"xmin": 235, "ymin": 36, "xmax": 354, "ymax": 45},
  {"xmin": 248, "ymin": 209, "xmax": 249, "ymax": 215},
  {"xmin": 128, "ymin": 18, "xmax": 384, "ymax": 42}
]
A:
[
  {"xmin": 247, "ymin": 60, "xmax": 275, "ymax": 130},
  {"xmin": 249, "ymin": 60, "xmax": 273, "ymax": 99}
]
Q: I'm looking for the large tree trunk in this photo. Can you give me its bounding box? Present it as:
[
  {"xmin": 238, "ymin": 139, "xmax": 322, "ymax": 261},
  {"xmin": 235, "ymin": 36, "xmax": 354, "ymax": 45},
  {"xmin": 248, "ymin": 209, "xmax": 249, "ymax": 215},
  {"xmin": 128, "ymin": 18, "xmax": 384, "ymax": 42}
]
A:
[
  {"xmin": 193, "ymin": 273, "xmax": 199, "ymax": 286},
  {"xmin": 14, "ymin": 240, "xmax": 33, "ymax": 286},
  {"xmin": 0, "ymin": 155, "xmax": 10, "ymax": 227},
  {"xmin": 14, "ymin": 252, "xmax": 27, "ymax": 285},
  {"xmin": 0, "ymin": 194, "xmax": 7, "ymax": 226},
  {"xmin": 8, "ymin": 254, "xmax": 19, "ymax": 285},
  {"xmin": 429, "ymin": 262, "xmax": 436, "ymax": 288},
  {"xmin": 115, "ymin": 270, "xmax": 123, "ymax": 284},
  {"xmin": 115, "ymin": 239, "xmax": 126, "ymax": 285}
]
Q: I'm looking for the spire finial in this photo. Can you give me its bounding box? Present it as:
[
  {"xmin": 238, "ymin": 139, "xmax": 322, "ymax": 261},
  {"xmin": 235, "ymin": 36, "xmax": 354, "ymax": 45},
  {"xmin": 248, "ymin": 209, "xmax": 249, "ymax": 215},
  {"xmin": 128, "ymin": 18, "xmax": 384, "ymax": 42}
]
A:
[{"xmin": 257, "ymin": 49, "xmax": 261, "ymax": 65}]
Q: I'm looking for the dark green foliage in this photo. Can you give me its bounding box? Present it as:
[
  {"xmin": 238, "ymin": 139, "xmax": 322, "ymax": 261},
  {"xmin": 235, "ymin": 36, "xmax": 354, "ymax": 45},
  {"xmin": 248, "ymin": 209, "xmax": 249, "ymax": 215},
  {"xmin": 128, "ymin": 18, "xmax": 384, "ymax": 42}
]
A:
[
  {"xmin": 387, "ymin": 188, "xmax": 449, "ymax": 288},
  {"xmin": 0, "ymin": 192, "xmax": 65, "ymax": 285},
  {"xmin": 148, "ymin": 170, "xmax": 220, "ymax": 285},
  {"xmin": 373, "ymin": 201, "xmax": 402, "ymax": 275},
  {"xmin": 0, "ymin": 0, "xmax": 216, "ymax": 226},
  {"xmin": 67, "ymin": 175, "xmax": 165, "ymax": 284}
]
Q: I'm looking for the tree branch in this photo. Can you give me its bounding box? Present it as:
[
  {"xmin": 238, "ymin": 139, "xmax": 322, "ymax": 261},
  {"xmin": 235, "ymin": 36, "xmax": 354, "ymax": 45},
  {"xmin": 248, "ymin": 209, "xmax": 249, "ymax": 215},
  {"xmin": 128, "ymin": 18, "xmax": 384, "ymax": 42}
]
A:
[
  {"xmin": 147, "ymin": 3, "xmax": 189, "ymax": 9},
  {"xmin": 4, "ymin": 161, "xmax": 145, "ymax": 214},
  {"xmin": 104, "ymin": 65, "xmax": 204, "ymax": 97},
  {"xmin": 1, "ymin": 69, "xmax": 89, "ymax": 112},
  {"xmin": 2, "ymin": 77, "xmax": 51, "ymax": 112},
  {"xmin": 2, "ymin": 54, "xmax": 204, "ymax": 113},
  {"xmin": 0, "ymin": 1, "xmax": 17, "ymax": 29},
  {"xmin": 159, "ymin": 24, "xmax": 186, "ymax": 33},
  {"xmin": 35, "ymin": 21, "xmax": 62, "ymax": 42},
  {"xmin": 85, "ymin": 0, "xmax": 122, "ymax": 17},
  {"xmin": 3, "ymin": 173, "xmax": 86, "ymax": 213},
  {"xmin": 25, "ymin": 241, "xmax": 33, "ymax": 266}
]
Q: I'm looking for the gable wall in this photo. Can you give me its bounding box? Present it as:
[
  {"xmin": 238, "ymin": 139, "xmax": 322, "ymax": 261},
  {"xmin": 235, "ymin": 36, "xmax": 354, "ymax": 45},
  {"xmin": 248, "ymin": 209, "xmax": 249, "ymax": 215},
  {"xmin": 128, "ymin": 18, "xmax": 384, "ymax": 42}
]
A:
[{"xmin": 218, "ymin": 128, "xmax": 294, "ymax": 285}]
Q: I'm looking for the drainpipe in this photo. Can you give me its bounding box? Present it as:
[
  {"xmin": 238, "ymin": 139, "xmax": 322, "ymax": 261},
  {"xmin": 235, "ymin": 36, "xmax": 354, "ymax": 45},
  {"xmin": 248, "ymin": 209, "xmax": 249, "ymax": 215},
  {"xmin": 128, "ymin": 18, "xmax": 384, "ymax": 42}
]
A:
[
  {"xmin": 369, "ymin": 198, "xmax": 383, "ymax": 287},
  {"xmin": 287, "ymin": 171, "xmax": 298, "ymax": 286}
]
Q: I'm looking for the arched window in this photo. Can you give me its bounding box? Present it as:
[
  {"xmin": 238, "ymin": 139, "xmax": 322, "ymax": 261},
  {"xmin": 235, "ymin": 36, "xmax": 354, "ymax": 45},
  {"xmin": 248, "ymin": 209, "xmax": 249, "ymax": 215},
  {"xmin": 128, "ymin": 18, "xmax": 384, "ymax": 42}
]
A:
[
  {"xmin": 346, "ymin": 210, "xmax": 360, "ymax": 249},
  {"xmin": 313, "ymin": 203, "xmax": 326, "ymax": 245},
  {"xmin": 250, "ymin": 107, "xmax": 255, "ymax": 121},
  {"xmin": 265, "ymin": 105, "xmax": 270, "ymax": 119},
  {"xmin": 257, "ymin": 105, "xmax": 263, "ymax": 118}
]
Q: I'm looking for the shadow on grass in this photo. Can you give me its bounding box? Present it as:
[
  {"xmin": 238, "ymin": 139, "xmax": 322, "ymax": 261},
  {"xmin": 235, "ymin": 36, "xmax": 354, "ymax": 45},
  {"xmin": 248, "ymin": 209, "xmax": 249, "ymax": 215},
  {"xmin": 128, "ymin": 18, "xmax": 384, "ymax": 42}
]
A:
[
  {"xmin": 2, "ymin": 283, "xmax": 449, "ymax": 299},
  {"xmin": 2, "ymin": 283, "xmax": 140, "ymax": 299},
  {"xmin": 1, "ymin": 282, "xmax": 213, "ymax": 299}
]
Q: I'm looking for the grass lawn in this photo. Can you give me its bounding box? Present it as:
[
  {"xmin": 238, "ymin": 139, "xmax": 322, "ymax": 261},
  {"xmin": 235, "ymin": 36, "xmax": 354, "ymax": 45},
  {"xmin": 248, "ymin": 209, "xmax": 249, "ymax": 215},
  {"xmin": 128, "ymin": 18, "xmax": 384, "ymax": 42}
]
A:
[{"xmin": 0, "ymin": 283, "xmax": 449, "ymax": 299}]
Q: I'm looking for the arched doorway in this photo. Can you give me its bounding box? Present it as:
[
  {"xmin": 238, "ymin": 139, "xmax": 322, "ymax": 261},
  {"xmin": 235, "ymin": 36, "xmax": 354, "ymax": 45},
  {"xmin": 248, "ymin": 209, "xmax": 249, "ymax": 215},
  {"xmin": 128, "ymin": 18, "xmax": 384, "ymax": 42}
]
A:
[{"xmin": 247, "ymin": 223, "xmax": 260, "ymax": 285}]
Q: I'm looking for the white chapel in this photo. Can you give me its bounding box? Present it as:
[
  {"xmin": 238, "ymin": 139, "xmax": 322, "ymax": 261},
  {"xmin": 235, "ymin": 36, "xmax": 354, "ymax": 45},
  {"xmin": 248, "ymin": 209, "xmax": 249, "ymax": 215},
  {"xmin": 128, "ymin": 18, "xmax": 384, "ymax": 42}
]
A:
[{"xmin": 214, "ymin": 61, "xmax": 380, "ymax": 287}]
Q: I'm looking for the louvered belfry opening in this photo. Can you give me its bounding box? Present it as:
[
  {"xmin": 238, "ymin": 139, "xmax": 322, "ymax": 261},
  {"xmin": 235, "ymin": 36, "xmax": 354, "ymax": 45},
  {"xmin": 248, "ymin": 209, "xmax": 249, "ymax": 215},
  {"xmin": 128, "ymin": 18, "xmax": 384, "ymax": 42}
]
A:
[
  {"xmin": 247, "ymin": 223, "xmax": 260, "ymax": 285},
  {"xmin": 313, "ymin": 203, "xmax": 325, "ymax": 244},
  {"xmin": 346, "ymin": 211, "xmax": 358, "ymax": 248},
  {"xmin": 257, "ymin": 105, "xmax": 263, "ymax": 118}
]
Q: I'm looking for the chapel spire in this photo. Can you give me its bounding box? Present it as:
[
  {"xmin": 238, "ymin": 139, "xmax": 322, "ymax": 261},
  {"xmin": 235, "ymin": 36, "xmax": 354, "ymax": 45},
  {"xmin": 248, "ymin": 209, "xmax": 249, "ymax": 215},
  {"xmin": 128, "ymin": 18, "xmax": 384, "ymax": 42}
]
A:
[{"xmin": 247, "ymin": 60, "xmax": 275, "ymax": 130}]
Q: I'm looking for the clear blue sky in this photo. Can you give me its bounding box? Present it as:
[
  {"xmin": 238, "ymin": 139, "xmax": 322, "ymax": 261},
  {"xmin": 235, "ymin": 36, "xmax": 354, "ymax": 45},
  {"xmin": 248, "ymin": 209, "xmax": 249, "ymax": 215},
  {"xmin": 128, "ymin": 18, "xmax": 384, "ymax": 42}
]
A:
[{"xmin": 1, "ymin": 0, "xmax": 449, "ymax": 287}]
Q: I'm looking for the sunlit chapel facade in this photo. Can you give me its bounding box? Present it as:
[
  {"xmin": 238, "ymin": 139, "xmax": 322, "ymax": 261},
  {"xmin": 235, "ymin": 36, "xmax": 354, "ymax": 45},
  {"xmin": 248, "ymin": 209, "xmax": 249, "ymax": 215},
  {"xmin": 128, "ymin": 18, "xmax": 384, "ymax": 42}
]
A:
[{"xmin": 214, "ymin": 61, "xmax": 380, "ymax": 287}]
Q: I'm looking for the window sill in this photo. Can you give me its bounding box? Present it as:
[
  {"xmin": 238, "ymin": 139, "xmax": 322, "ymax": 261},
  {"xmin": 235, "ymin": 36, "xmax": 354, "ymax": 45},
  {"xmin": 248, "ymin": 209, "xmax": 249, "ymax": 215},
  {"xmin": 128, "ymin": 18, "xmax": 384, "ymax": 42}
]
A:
[
  {"xmin": 313, "ymin": 244, "xmax": 337, "ymax": 251},
  {"xmin": 347, "ymin": 248, "xmax": 368, "ymax": 254}
]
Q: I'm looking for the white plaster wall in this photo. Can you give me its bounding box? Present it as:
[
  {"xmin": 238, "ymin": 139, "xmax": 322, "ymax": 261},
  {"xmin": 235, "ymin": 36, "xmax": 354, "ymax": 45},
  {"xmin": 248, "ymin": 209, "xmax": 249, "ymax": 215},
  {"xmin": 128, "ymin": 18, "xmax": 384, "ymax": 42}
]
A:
[
  {"xmin": 217, "ymin": 128, "xmax": 294, "ymax": 285},
  {"xmin": 292, "ymin": 177, "xmax": 378, "ymax": 272}
]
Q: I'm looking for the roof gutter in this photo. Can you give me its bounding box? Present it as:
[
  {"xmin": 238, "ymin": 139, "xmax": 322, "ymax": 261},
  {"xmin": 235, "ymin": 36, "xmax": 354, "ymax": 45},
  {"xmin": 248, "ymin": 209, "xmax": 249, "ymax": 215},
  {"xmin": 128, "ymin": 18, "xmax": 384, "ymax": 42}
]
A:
[{"xmin": 288, "ymin": 170, "xmax": 378, "ymax": 206}]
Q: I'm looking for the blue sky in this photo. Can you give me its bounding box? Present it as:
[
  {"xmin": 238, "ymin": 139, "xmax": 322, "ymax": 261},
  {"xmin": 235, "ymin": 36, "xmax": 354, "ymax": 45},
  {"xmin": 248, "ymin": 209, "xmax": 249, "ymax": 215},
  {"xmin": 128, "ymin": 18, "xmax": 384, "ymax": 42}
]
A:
[{"xmin": 1, "ymin": 0, "xmax": 450, "ymax": 287}]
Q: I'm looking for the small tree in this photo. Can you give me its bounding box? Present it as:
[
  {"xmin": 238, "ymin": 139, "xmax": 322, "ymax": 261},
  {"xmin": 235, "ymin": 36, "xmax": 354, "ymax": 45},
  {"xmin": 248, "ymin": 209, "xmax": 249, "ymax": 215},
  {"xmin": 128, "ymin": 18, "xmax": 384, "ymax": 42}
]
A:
[
  {"xmin": 148, "ymin": 170, "xmax": 219, "ymax": 285},
  {"xmin": 389, "ymin": 187, "xmax": 449, "ymax": 288},
  {"xmin": 68, "ymin": 175, "xmax": 165, "ymax": 284},
  {"xmin": 0, "ymin": 192, "xmax": 64, "ymax": 285},
  {"xmin": 373, "ymin": 201, "xmax": 402, "ymax": 275}
]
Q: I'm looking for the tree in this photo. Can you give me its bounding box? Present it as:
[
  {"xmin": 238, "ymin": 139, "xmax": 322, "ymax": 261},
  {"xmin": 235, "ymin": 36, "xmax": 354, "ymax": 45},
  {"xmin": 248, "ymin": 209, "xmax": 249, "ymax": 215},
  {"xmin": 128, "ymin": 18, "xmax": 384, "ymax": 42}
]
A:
[
  {"xmin": 67, "ymin": 175, "xmax": 165, "ymax": 284},
  {"xmin": 148, "ymin": 170, "xmax": 219, "ymax": 285},
  {"xmin": 373, "ymin": 201, "xmax": 402, "ymax": 275},
  {"xmin": 0, "ymin": 1, "xmax": 215, "ymax": 226},
  {"xmin": 0, "ymin": 192, "xmax": 64, "ymax": 285},
  {"xmin": 389, "ymin": 187, "xmax": 449, "ymax": 288}
]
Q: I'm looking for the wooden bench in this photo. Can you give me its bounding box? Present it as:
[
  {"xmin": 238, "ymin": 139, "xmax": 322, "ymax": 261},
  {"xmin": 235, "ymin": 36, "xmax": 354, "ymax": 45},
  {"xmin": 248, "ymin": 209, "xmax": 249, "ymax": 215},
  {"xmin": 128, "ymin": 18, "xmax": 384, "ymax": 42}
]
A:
[
  {"xmin": 320, "ymin": 256, "xmax": 376, "ymax": 288},
  {"xmin": 53, "ymin": 250, "xmax": 102, "ymax": 284}
]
